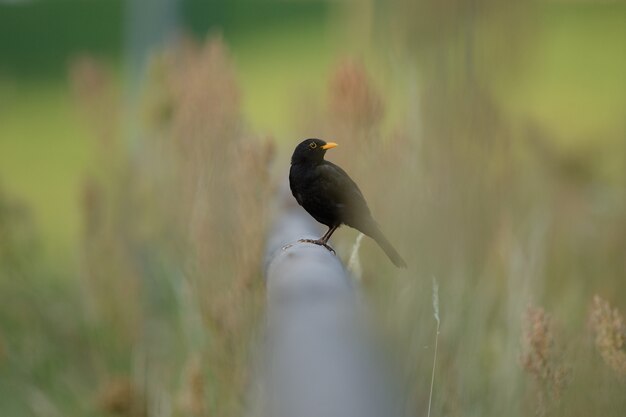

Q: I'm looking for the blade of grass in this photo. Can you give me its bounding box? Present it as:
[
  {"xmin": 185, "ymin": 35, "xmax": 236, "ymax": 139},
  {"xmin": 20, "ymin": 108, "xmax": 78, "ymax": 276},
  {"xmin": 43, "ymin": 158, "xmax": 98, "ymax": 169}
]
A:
[{"xmin": 428, "ymin": 276, "xmax": 440, "ymax": 417}]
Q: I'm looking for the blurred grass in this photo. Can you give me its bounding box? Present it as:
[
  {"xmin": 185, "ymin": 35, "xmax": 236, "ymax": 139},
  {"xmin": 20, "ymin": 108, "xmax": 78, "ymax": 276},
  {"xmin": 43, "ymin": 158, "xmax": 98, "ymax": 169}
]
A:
[
  {"xmin": 0, "ymin": 1, "xmax": 625, "ymax": 416},
  {"xmin": 0, "ymin": 2, "xmax": 624, "ymax": 260},
  {"xmin": 0, "ymin": 0, "xmax": 333, "ymax": 265}
]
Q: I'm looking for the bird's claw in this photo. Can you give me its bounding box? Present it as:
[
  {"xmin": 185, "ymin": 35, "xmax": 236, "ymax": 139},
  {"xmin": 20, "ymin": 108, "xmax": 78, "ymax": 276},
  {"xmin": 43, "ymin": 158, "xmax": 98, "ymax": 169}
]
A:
[{"xmin": 297, "ymin": 239, "xmax": 336, "ymax": 254}]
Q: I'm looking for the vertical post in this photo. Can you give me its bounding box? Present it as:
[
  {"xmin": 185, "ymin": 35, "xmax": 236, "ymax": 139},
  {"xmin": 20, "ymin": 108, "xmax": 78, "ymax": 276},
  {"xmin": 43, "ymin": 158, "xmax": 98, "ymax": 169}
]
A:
[{"xmin": 124, "ymin": 0, "xmax": 180, "ymax": 145}]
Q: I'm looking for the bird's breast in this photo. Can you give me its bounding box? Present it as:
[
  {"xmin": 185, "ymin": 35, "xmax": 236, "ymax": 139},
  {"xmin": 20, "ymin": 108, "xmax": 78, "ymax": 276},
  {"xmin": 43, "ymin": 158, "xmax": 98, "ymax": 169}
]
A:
[{"xmin": 289, "ymin": 163, "xmax": 341, "ymax": 227}]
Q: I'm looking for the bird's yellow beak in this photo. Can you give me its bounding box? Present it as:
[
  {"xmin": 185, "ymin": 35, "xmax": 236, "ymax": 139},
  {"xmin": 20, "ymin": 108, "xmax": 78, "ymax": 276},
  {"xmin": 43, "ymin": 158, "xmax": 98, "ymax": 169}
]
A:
[{"xmin": 321, "ymin": 142, "xmax": 338, "ymax": 150}]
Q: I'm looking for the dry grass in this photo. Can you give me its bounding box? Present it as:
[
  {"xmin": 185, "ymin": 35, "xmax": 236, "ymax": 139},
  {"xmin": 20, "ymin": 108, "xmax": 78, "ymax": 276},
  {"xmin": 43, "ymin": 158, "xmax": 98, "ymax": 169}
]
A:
[
  {"xmin": 520, "ymin": 306, "xmax": 569, "ymax": 416},
  {"xmin": 67, "ymin": 35, "xmax": 274, "ymax": 417},
  {"xmin": 300, "ymin": 6, "xmax": 626, "ymax": 417},
  {"xmin": 96, "ymin": 376, "xmax": 145, "ymax": 417},
  {"xmin": 328, "ymin": 59, "xmax": 384, "ymax": 136},
  {"xmin": 588, "ymin": 295, "xmax": 626, "ymax": 378}
]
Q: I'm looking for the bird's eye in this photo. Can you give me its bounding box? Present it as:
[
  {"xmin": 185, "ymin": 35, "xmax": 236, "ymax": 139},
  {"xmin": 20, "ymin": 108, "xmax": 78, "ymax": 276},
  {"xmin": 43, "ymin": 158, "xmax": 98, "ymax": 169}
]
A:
[{"xmin": 309, "ymin": 142, "xmax": 317, "ymax": 149}]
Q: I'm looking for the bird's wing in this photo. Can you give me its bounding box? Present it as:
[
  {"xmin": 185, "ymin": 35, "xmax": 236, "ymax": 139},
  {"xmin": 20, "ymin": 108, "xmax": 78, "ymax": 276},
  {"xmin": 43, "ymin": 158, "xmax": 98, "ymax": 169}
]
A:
[
  {"xmin": 318, "ymin": 161, "xmax": 406, "ymax": 267},
  {"xmin": 317, "ymin": 161, "xmax": 372, "ymax": 221}
]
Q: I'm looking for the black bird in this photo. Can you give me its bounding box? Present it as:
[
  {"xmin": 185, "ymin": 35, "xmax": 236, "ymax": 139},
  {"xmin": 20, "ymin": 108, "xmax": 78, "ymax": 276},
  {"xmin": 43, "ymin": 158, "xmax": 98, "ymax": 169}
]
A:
[{"xmin": 289, "ymin": 138, "xmax": 407, "ymax": 268}]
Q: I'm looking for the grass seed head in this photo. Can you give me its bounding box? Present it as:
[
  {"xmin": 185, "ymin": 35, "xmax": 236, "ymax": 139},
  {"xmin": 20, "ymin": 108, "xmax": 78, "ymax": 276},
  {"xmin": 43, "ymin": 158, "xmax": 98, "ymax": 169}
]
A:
[{"xmin": 588, "ymin": 295, "xmax": 626, "ymax": 378}]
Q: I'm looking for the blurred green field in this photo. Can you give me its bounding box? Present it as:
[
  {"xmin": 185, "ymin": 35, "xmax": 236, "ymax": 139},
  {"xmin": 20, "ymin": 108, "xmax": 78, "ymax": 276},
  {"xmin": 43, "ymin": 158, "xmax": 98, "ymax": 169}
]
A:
[
  {"xmin": 498, "ymin": 3, "xmax": 626, "ymax": 146},
  {"xmin": 0, "ymin": 83, "xmax": 92, "ymax": 265}
]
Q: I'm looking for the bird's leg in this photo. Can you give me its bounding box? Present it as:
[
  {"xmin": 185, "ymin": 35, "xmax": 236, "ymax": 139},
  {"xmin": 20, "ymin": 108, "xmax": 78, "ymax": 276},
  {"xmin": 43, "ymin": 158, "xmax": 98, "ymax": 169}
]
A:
[
  {"xmin": 298, "ymin": 226, "xmax": 338, "ymax": 254},
  {"xmin": 320, "ymin": 225, "xmax": 338, "ymax": 244}
]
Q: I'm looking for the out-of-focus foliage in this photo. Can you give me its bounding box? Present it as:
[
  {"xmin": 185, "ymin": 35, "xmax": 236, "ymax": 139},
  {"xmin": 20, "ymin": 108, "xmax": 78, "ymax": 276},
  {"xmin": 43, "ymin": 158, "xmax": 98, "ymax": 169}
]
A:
[
  {"xmin": 2, "ymin": 35, "xmax": 274, "ymax": 416},
  {"xmin": 0, "ymin": 1, "xmax": 625, "ymax": 416},
  {"xmin": 73, "ymin": 37, "xmax": 273, "ymax": 417}
]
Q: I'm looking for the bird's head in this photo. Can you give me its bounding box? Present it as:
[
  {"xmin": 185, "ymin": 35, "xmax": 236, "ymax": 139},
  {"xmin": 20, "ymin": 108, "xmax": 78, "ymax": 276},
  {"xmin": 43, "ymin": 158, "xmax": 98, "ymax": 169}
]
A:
[{"xmin": 291, "ymin": 138, "xmax": 338, "ymax": 164}]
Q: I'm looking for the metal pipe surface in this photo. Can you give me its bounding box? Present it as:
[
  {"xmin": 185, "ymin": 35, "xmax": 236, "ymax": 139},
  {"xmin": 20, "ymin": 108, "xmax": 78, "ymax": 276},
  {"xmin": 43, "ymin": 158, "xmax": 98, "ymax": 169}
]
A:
[{"xmin": 251, "ymin": 186, "xmax": 403, "ymax": 417}]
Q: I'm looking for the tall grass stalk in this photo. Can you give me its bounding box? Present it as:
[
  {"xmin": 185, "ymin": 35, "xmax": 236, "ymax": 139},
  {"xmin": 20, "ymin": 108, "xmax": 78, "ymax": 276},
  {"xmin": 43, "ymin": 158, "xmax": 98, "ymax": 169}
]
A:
[
  {"xmin": 348, "ymin": 232, "xmax": 365, "ymax": 280},
  {"xmin": 427, "ymin": 276, "xmax": 440, "ymax": 417}
]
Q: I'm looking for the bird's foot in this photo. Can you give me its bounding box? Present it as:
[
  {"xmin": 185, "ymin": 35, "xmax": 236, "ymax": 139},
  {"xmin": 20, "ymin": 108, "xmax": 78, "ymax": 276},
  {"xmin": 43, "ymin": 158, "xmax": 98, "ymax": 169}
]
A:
[{"xmin": 297, "ymin": 239, "xmax": 336, "ymax": 254}]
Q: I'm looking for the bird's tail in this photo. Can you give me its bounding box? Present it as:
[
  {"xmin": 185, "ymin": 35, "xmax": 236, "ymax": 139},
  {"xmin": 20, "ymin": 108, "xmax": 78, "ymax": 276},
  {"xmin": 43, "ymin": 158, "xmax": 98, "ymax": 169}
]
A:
[{"xmin": 362, "ymin": 222, "xmax": 407, "ymax": 268}]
